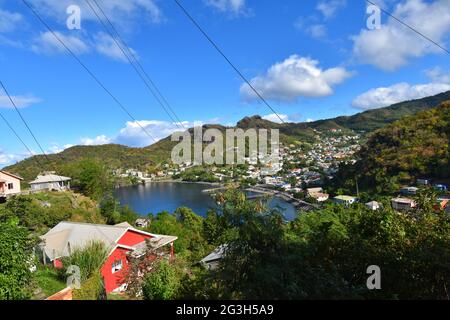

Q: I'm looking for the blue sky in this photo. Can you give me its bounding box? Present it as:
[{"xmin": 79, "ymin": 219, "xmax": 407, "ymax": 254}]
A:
[{"xmin": 1, "ymin": 0, "xmax": 450, "ymax": 166}]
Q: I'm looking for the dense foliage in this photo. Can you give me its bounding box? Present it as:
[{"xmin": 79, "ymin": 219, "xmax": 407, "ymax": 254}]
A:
[
  {"xmin": 0, "ymin": 192, "xmax": 104, "ymax": 232},
  {"xmin": 0, "ymin": 221, "xmax": 36, "ymax": 300},
  {"xmin": 333, "ymin": 102, "xmax": 450, "ymax": 194}
]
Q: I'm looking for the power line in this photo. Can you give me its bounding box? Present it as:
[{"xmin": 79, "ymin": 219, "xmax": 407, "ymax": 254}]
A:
[
  {"xmin": 365, "ymin": 0, "xmax": 449, "ymax": 54},
  {"xmin": 0, "ymin": 81, "xmax": 54, "ymax": 166},
  {"xmin": 0, "ymin": 81, "xmax": 74, "ymax": 195},
  {"xmin": 21, "ymin": 0, "xmax": 159, "ymax": 144},
  {"xmin": 172, "ymin": 0, "xmax": 286, "ymax": 124},
  {"xmin": 85, "ymin": 0, "xmax": 186, "ymax": 130},
  {"xmin": 0, "ymin": 110, "xmax": 44, "ymax": 169}
]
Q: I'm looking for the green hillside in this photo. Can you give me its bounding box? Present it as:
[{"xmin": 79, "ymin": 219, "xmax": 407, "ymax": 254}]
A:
[
  {"xmin": 4, "ymin": 91, "xmax": 450, "ymax": 182},
  {"xmin": 333, "ymin": 101, "xmax": 450, "ymax": 194}
]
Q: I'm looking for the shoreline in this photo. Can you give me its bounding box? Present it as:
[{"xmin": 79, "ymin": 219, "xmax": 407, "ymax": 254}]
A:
[{"xmin": 115, "ymin": 179, "xmax": 224, "ymax": 189}]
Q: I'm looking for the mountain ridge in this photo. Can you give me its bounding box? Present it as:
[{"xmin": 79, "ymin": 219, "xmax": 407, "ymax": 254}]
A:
[{"xmin": 4, "ymin": 90, "xmax": 450, "ymax": 181}]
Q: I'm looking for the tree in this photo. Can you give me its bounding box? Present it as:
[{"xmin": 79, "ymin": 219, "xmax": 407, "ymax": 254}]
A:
[
  {"xmin": 63, "ymin": 159, "xmax": 115, "ymax": 200},
  {"xmin": 0, "ymin": 221, "xmax": 36, "ymax": 300},
  {"xmin": 142, "ymin": 260, "xmax": 180, "ymax": 300}
]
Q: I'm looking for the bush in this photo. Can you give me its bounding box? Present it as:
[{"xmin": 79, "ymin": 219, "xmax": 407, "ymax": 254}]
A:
[
  {"xmin": 142, "ymin": 260, "xmax": 180, "ymax": 300},
  {"xmin": 60, "ymin": 241, "xmax": 109, "ymax": 282},
  {"xmin": 72, "ymin": 272, "xmax": 106, "ymax": 300}
]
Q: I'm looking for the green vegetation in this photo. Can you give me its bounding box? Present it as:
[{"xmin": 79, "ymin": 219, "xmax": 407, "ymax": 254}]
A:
[
  {"xmin": 61, "ymin": 159, "xmax": 115, "ymax": 201},
  {"xmin": 148, "ymin": 207, "xmax": 213, "ymax": 262},
  {"xmin": 333, "ymin": 101, "xmax": 450, "ymax": 194},
  {"xmin": 60, "ymin": 241, "xmax": 109, "ymax": 282},
  {"xmin": 0, "ymin": 192, "xmax": 104, "ymax": 233},
  {"xmin": 142, "ymin": 260, "xmax": 181, "ymax": 300},
  {"xmin": 33, "ymin": 266, "xmax": 66, "ymax": 298},
  {"xmin": 0, "ymin": 221, "xmax": 36, "ymax": 300},
  {"xmin": 6, "ymin": 91, "xmax": 449, "ymax": 184}
]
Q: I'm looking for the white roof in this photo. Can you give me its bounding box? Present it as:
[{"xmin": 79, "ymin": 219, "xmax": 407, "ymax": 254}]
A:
[
  {"xmin": 40, "ymin": 221, "xmax": 175, "ymax": 261},
  {"xmin": 30, "ymin": 174, "xmax": 71, "ymax": 184},
  {"xmin": 201, "ymin": 244, "xmax": 228, "ymax": 264}
]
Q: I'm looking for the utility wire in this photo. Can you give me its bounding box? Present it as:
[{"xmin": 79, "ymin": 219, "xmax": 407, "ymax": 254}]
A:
[
  {"xmin": 0, "ymin": 81, "xmax": 54, "ymax": 166},
  {"xmin": 0, "ymin": 81, "xmax": 74, "ymax": 195},
  {"xmin": 172, "ymin": 0, "xmax": 286, "ymax": 124},
  {"xmin": 0, "ymin": 110, "xmax": 44, "ymax": 169},
  {"xmin": 365, "ymin": 0, "xmax": 449, "ymax": 54},
  {"xmin": 85, "ymin": 0, "xmax": 186, "ymax": 130},
  {"xmin": 21, "ymin": 0, "xmax": 159, "ymax": 144}
]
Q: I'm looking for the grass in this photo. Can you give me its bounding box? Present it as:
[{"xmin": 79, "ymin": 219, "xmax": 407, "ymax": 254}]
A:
[{"xmin": 33, "ymin": 265, "xmax": 66, "ymax": 298}]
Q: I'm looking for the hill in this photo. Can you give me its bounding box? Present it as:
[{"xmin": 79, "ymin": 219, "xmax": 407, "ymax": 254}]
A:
[
  {"xmin": 333, "ymin": 101, "xmax": 450, "ymax": 194},
  {"xmin": 4, "ymin": 90, "xmax": 450, "ymax": 182}
]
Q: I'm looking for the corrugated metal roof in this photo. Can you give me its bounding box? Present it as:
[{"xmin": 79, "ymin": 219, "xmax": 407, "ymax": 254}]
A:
[
  {"xmin": 40, "ymin": 221, "xmax": 177, "ymax": 261},
  {"xmin": 30, "ymin": 174, "xmax": 71, "ymax": 184}
]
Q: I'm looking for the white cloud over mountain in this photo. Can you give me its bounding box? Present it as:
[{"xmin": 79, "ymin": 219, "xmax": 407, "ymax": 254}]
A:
[
  {"xmin": 241, "ymin": 55, "xmax": 353, "ymax": 102},
  {"xmin": 352, "ymin": 82, "xmax": 450, "ymax": 110},
  {"xmin": 352, "ymin": 0, "xmax": 450, "ymax": 71}
]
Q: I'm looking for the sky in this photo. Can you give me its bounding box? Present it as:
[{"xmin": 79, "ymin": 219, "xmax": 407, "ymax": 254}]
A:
[{"xmin": 1, "ymin": 0, "xmax": 450, "ymax": 166}]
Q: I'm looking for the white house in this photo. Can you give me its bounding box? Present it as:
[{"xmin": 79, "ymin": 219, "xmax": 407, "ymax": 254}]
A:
[
  {"xmin": 0, "ymin": 170, "xmax": 23, "ymax": 197},
  {"xmin": 29, "ymin": 173, "xmax": 71, "ymax": 192},
  {"xmin": 365, "ymin": 201, "xmax": 381, "ymax": 211},
  {"xmin": 333, "ymin": 195, "xmax": 357, "ymax": 206},
  {"xmin": 391, "ymin": 198, "xmax": 416, "ymax": 211}
]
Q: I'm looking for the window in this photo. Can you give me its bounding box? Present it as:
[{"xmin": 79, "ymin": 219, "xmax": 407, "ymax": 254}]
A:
[
  {"xmin": 7, "ymin": 183, "xmax": 13, "ymax": 190},
  {"xmin": 111, "ymin": 259, "xmax": 123, "ymax": 273}
]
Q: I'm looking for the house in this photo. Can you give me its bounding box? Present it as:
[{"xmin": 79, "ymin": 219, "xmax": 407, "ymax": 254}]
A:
[
  {"xmin": 400, "ymin": 186, "xmax": 419, "ymax": 196},
  {"xmin": 307, "ymin": 187, "xmax": 329, "ymax": 202},
  {"xmin": 201, "ymin": 245, "xmax": 227, "ymax": 270},
  {"xmin": 365, "ymin": 201, "xmax": 381, "ymax": 211},
  {"xmin": 333, "ymin": 195, "xmax": 357, "ymax": 206},
  {"xmin": 417, "ymin": 179, "xmax": 431, "ymax": 186},
  {"xmin": 391, "ymin": 198, "xmax": 417, "ymax": 211},
  {"xmin": 29, "ymin": 173, "xmax": 71, "ymax": 191},
  {"xmin": 39, "ymin": 221, "xmax": 178, "ymax": 293},
  {"xmin": 434, "ymin": 184, "xmax": 448, "ymax": 192},
  {"xmin": 135, "ymin": 218, "xmax": 150, "ymax": 228},
  {"xmin": 0, "ymin": 170, "xmax": 23, "ymax": 197}
]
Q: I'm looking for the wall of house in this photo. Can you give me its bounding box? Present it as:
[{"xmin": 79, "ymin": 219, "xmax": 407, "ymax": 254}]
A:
[
  {"xmin": 0, "ymin": 172, "xmax": 21, "ymax": 195},
  {"xmin": 101, "ymin": 247, "xmax": 131, "ymax": 293},
  {"xmin": 118, "ymin": 230, "xmax": 152, "ymax": 247}
]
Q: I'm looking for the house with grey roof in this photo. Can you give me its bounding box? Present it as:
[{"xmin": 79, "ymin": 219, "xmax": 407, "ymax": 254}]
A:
[
  {"xmin": 29, "ymin": 173, "xmax": 71, "ymax": 192},
  {"xmin": 39, "ymin": 221, "xmax": 177, "ymax": 293}
]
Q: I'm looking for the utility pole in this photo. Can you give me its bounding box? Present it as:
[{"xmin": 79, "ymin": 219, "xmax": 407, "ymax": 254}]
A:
[{"xmin": 355, "ymin": 177, "xmax": 360, "ymax": 198}]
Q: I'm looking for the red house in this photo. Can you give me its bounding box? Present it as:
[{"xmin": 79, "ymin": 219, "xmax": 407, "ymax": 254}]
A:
[{"xmin": 40, "ymin": 221, "xmax": 177, "ymax": 293}]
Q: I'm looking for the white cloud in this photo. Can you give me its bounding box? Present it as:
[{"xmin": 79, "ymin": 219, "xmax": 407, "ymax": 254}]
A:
[
  {"xmin": 204, "ymin": 0, "xmax": 248, "ymax": 15},
  {"xmin": 29, "ymin": 0, "xmax": 163, "ymax": 25},
  {"xmin": 80, "ymin": 135, "xmax": 112, "ymax": 146},
  {"xmin": 0, "ymin": 9, "xmax": 23, "ymax": 33},
  {"xmin": 317, "ymin": 0, "xmax": 347, "ymax": 19},
  {"xmin": 0, "ymin": 93, "xmax": 41, "ymax": 109},
  {"xmin": 352, "ymin": 82, "xmax": 450, "ymax": 110},
  {"xmin": 425, "ymin": 67, "xmax": 450, "ymax": 84},
  {"xmin": 93, "ymin": 32, "xmax": 138, "ymax": 63},
  {"xmin": 240, "ymin": 55, "xmax": 353, "ymax": 102},
  {"xmin": 262, "ymin": 114, "xmax": 294, "ymax": 124},
  {"xmin": 31, "ymin": 31, "xmax": 89, "ymax": 55},
  {"xmin": 114, "ymin": 120, "xmax": 191, "ymax": 147},
  {"xmin": 352, "ymin": 0, "xmax": 450, "ymax": 71},
  {"xmin": 307, "ymin": 24, "xmax": 327, "ymax": 39},
  {"xmin": 0, "ymin": 149, "xmax": 30, "ymax": 167}
]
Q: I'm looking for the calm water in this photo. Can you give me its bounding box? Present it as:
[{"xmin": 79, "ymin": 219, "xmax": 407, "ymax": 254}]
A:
[{"xmin": 114, "ymin": 182, "xmax": 297, "ymax": 220}]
